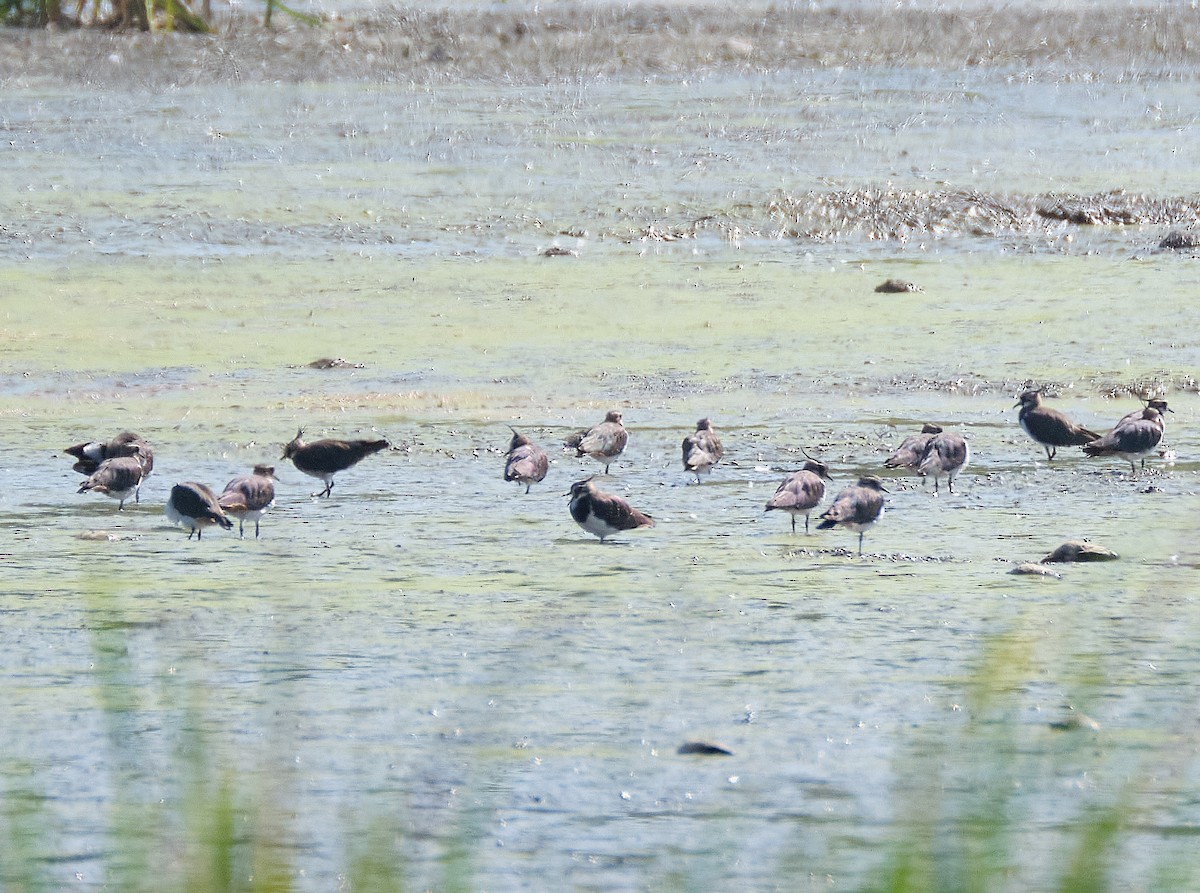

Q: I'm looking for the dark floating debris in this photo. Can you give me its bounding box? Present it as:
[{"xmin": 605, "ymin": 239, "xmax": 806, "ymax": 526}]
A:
[
  {"xmin": 1041, "ymin": 540, "xmax": 1119, "ymax": 564},
  {"xmin": 1158, "ymin": 230, "xmax": 1199, "ymax": 250},
  {"xmin": 1049, "ymin": 708, "xmax": 1101, "ymax": 732},
  {"xmin": 874, "ymin": 278, "xmax": 922, "ymax": 293},
  {"xmin": 1009, "ymin": 562, "xmax": 1061, "ymax": 578},
  {"xmin": 677, "ymin": 741, "xmax": 734, "ymax": 756},
  {"xmin": 541, "ymin": 246, "xmax": 578, "ymax": 257},
  {"xmin": 305, "ymin": 357, "xmax": 365, "ymax": 369}
]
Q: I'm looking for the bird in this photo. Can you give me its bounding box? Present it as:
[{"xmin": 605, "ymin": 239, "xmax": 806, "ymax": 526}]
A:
[
  {"xmin": 565, "ymin": 410, "xmax": 627, "ymax": 474},
  {"xmin": 282, "ymin": 429, "xmax": 389, "ymax": 497},
  {"xmin": 503, "ymin": 428, "xmax": 549, "ymax": 494},
  {"xmin": 764, "ymin": 458, "xmax": 832, "ymax": 534},
  {"xmin": 77, "ymin": 453, "xmax": 149, "ymax": 510},
  {"xmin": 817, "ymin": 475, "xmax": 887, "ymax": 557},
  {"xmin": 65, "ymin": 432, "xmax": 154, "ymax": 501},
  {"xmin": 883, "ymin": 423, "xmax": 943, "ymax": 473},
  {"xmin": 917, "ymin": 431, "xmax": 970, "ymax": 494},
  {"xmin": 165, "ymin": 482, "xmax": 234, "ymax": 540},
  {"xmin": 1015, "ymin": 389, "xmax": 1100, "ymax": 460},
  {"xmin": 1119, "ymin": 397, "xmax": 1172, "ymax": 426},
  {"xmin": 218, "ymin": 465, "xmax": 278, "ymax": 538},
  {"xmin": 567, "ymin": 478, "xmax": 653, "ymax": 542},
  {"xmin": 1081, "ymin": 406, "xmax": 1166, "ymax": 474},
  {"xmin": 682, "ymin": 418, "xmax": 724, "ymax": 482}
]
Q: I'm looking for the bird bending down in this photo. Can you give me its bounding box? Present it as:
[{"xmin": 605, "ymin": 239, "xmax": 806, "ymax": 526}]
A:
[
  {"xmin": 567, "ymin": 478, "xmax": 653, "ymax": 542},
  {"xmin": 77, "ymin": 451, "xmax": 150, "ymax": 511},
  {"xmin": 66, "ymin": 432, "xmax": 154, "ymax": 502},
  {"xmin": 883, "ymin": 423, "xmax": 943, "ymax": 475},
  {"xmin": 1082, "ymin": 406, "xmax": 1166, "ymax": 475},
  {"xmin": 165, "ymin": 482, "xmax": 234, "ymax": 540},
  {"xmin": 765, "ymin": 458, "xmax": 832, "ymax": 534},
  {"xmin": 504, "ymin": 428, "xmax": 549, "ymax": 494},
  {"xmin": 218, "ymin": 465, "xmax": 278, "ymax": 538},
  {"xmin": 566, "ymin": 410, "xmax": 628, "ymax": 474},
  {"xmin": 817, "ymin": 475, "xmax": 887, "ymax": 557},
  {"xmin": 682, "ymin": 418, "xmax": 724, "ymax": 483},
  {"xmin": 917, "ymin": 431, "xmax": 970, "ymax": 494},
  {"xmin": 282, "ymin": 429, "xmax": 389, "ymax": 497},
  {"xmin": 1015, "ymin": 389, "xmax": 1100, "ymax": 461}
]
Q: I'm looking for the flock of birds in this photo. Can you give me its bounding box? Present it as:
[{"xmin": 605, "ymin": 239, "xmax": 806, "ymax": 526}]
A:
[{"xmin": 64, "ymin": 388, "xmax": 1173, "ymax": 553}]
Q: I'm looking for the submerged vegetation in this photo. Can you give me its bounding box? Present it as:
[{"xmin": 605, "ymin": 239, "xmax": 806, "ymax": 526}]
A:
[{"xmin": 4, "ymin": 608, "xmax": 1197, "ymax": 891}]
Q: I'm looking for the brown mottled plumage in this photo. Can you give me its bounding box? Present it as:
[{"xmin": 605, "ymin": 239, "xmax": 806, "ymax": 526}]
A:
[
  {"xmin": 77, "ymin": 453, "xmax": 149, "ymax": 511},
  {"xmin": 218, "ymin": 465, "xmax": 278, "ymax": 538},
  {"xmin": 567, "ymin": 411, "xmax": 627, "ymax": 474},
  {"xmin": 817, "ymin": 475, "xmax": 887, "ymax": 557},
  {"xmin": 682, "ymin": 418, "xmax": 724, "ymax": 482},
  {"xmin": 917, "ymin": 431, "xmax": 970, "ymax": 494},
  {"xmin": 883, "ymin": 423, "xmax": 943, "ymax": 471},
  {"xmin": 1082, "ymin": 406, "xmax": 1165, "ymax": 474},
  {"xmin": 504, "ymin": 428, "xmax": 549, "ymax": 494},
  {"xmin": 765, "ymin": 459, "xmax": 832, "ymax": 534}
]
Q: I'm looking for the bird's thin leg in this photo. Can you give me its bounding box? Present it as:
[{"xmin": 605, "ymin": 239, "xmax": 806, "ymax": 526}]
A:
[
  {"xmin": 255, "ymin": 520, "xmax": 261, "ymax": 538},
  {"xmin": 858, "ymin": 531, "xmax": 865, "ymax": 557},
  {"xmin": 791, "ymin": 515, "xmax": 797, "ymax": 534}
]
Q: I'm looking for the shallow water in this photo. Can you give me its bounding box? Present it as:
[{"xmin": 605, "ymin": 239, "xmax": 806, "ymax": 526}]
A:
[{"xmin": 3, "ymin": 8, "xmax": 1200, "ymax": 890}]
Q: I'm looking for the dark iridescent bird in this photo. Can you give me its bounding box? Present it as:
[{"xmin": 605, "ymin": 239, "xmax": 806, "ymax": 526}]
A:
[
  {"xmin": 64, "ymin": 431, "xmax": 153, "ymax": 475},
  {"xmin": 218, "ymin": 465, "xmax": 278, "ymax": 538},
  {"xmin": 65, "ymin": 432, "xmax": 154, "ymax": 501},
  {"xmin": 1015, "ymin": 389, "xmax": 1100, "ymax": 461},
  {"xmin": 165, "ymin": 482, "xmax": 234, "ymax": 540},
  {"xmin": 565, "ymin": 410, "xmax": 627, "ymax": 474},
  {"xmin": 917, "ymin": 431, "xmax": 970, "ymax": 494},
  {"xmin": 282, "ymin": 429, "xmax": 389, "ymax": 497},
  {"xmin": 504, "ymin": 428, "xmax": 549, "ymax": 494},
  {"xmin": 764, "ymin": 458, "xmax": 832, "ymax": 534},
  {"xmin": 682, "ymin": 418, "xmax": 724, "ymax": 483},
  {"xmin": 77, "ymin": 451, "xmax": 150, "ymax": 511},
  {"xmin": 567, "ymin": 478, "xmax": 653, "ymax": 542},
  {"xmin": 817, "ymin": 475, "xmax": 887, "ymax": 557},
  {"xmin": 1082, "ymin": 406, "xmax": 1166, "ymax": 474},
  {"xmin": 883, "ymin": 423, "xmax": 943, "ymax": 473}
]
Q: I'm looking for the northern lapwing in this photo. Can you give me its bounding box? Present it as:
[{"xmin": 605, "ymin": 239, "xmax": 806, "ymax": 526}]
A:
[
  {"xmin": 567, "ymin": 478, "xmax": 653, "ymax": 542},
  {"xmin": 765, "ymin": 458, "xmax": 832, "ymax": 534},
  {"xmin": 77, "ymin": 451, "xmax": 150, "ymax": 511},
  {"xmin": 504, "ymin": 428, "xmax": 549, "ymax": 494},
  {"xmin": 917, "ymin": 431, "xmax": 970, "ymax": 494},
  {"xmin": 682, "ymin": 418, "xmax": 724, "ymax": 483},
  {"xmin": 883, "ymin": 423, "xmax": 943, "ymax": 474},
  {"xmin": 1082, "ymin": 406, "xmax": 1166, "ymax": 475},
  {"xmin": 817, "ymin": 475, "xmax": 887, "ymax": 557},
  {"xmin": 165, "ymin": 482, "xmax": 234, "ymax": 540},
  {"xmin": 1015, "ymin": 389, "xmax": 1100, "ymax": 461},
  {"xmin": 565, "ymin": 410, "xmax": 627, "ymax": 474},
  {"xmin": 65, "ymin": 432, "xmax": 154, "ymax": 502},
  {"xmin": 218, "ymin": 465, "xmax": 278, "ymax": 538},
  {"xmin": 282, "ymin": 429, "xmax": 389, "ymax": 497}
]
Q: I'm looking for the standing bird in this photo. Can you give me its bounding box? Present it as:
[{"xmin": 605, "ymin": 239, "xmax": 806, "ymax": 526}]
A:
[
  {"xmin": 65, "ymin": 432, "xmax": 154, "ymax": 501},
  {"xmin": 682, "ymin": 418, "xmax": 725, "ymax": 483},
  {"xmin": 165, "ymin": 482, "xmax": 234, "ymax": 540},
  {"xmin": 1082, "ymin": 406, "xmax": 1166, "ymax": 475},
  {"xmin": 1119, "ymin": 397, "xmax": 1172, "ymax": 426},
  {"xmin": 64, "ymin": 431, "xmax": 153, "ymax": 475},
  {"xmin": 565, "ymin": 410, "xmax": 628, "ymax": 474},
  {"xmin": 917, "ymin": 431, "xmax": 970, "ymax": 494},
  {"xmin": 567, "ymin": 478, "xmax": 654, "ymax": 542},
  {"xmin": 883, "ymin": 423, "xmax": 943, "ymax": 473},
  {"xmin": 817, "ymin": 475, "xmax": 887, "ymax": 557},
  {"xmin": 765, "ymin": 458, "xmax": 832, "ymax": 534},
  {"xmin": 77, "ymin": 452, "xmax": 150, "ymax": 511},
  {"xmin": 1015, "ymin": 389, "xmax": 1100, "ymax": 461},
  {"xmin": 282, "ymin": 429, "xmax": 389, "ymax": 497},
  {"xmin": 504, "ymin": 428, "xmax": 549, "ymax": 494},
  {"xmin": 218, "ymin": 465, "xmax": 278, "ymax": 538}
]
